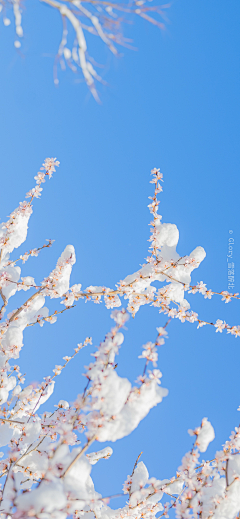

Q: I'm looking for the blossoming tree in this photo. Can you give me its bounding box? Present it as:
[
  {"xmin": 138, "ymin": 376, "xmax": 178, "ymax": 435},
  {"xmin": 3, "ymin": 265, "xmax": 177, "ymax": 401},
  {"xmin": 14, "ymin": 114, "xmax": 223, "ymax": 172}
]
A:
[{"xmin": 0, "ymin": 157, "xmax": 239, "ymax": 518}]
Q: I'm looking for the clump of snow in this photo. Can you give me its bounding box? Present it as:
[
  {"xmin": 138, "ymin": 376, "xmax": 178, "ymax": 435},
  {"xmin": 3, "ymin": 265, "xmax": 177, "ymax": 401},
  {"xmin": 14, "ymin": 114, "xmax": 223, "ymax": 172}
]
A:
[{"xmin": 189, "ymin": 417, "xmax": 215, "ymax": 452}]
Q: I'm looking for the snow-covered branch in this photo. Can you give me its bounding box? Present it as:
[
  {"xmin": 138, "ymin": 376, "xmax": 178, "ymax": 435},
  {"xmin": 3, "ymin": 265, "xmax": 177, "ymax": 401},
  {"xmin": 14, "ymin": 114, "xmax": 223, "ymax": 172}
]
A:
[
  {"xmin": 0, "ymin": 0, "xmax": 169, "ymax": 98},
  {"xmin": 0, "ymin": 158, "xmax": 239, "ymax": 518}
]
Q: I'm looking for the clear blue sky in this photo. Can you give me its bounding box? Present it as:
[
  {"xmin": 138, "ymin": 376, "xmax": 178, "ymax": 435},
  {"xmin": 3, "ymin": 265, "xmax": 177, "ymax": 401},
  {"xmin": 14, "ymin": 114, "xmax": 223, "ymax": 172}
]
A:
[{"xmin": 0, "ymin": 0, "xmax": 240, "ymax": 510}]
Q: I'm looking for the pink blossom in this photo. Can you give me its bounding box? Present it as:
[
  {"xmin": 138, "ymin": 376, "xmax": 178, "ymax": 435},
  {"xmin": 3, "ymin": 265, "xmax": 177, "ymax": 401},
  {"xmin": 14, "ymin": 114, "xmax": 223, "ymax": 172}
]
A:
[{"xmin": 214, "ymin": 319, "xmax": 226, "ymax": 333}]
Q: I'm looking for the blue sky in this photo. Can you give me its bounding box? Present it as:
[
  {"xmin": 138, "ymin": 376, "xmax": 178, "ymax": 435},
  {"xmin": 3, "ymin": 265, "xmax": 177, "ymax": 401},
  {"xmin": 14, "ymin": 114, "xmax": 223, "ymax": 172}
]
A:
[{"xmin": 0, "ymin": 0, "xmax": 240, "ymax": 510}]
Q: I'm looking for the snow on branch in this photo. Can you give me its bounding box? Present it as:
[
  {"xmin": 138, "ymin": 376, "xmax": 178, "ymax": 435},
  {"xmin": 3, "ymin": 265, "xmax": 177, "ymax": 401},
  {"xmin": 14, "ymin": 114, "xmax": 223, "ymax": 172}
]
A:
[
  {"xmin": 0, "ymin": 0, "xmax": 169, "ymax": 99},
  {"xmin": 0, "ymin": 158, "xmax": 239, "ymax": 517}
]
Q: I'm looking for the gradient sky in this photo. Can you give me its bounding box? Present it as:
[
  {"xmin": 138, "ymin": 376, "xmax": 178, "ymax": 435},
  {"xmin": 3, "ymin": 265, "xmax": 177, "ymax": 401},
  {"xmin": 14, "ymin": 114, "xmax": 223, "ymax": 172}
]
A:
[{"xmin": 0, "ymin": 0, "xmax": 240, "ymax": 512}]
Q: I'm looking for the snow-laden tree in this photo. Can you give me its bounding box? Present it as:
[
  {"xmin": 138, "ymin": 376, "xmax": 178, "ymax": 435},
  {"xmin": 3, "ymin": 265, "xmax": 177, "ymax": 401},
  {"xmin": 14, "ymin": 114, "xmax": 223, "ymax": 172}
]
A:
[
  {"xmin": 0, "ymin": 159, "xmax": 239, "ymax": 518},
  {"xmin": 0, "ymin": 0, "xmax": 168, "ymax": 99}
]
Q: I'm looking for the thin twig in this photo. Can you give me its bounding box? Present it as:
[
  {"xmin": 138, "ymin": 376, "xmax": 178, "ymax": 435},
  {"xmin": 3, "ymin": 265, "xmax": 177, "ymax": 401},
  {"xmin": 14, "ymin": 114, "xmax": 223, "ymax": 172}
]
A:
[
  {"xmin": 9, "ymin": 289, "xmax": 43, "ymax": 323},
  {"xmin": 61, "ymin": 435, "xmax": 96, "ymax": 478},
  {"xmin": 26, "ymin": 305, "xmax": 76, "ymax": 327}
]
